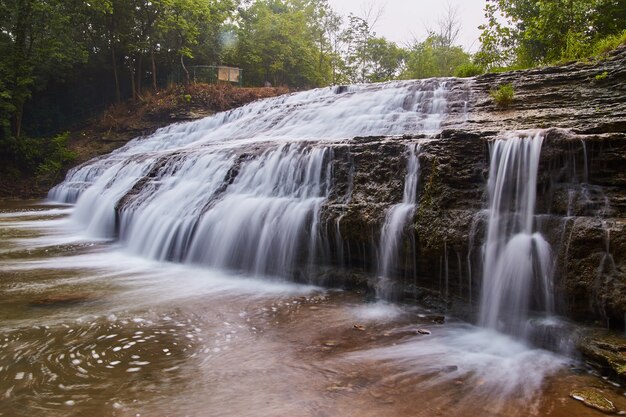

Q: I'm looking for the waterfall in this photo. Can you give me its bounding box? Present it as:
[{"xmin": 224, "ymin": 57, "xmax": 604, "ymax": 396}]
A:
[
  {"xmin": 48, "ymin": 79, "xmax": 454, "ymax": 280},
  {"xmin": 377, "ymin": 144, "xmax": 421, "ymax": 298},
  {"xmin": 184, "ymin": 144, "xmax": 331, "ymax": 276},
  {"xmin": 479, "ymin": 131, "xmax": 554, "ymax": 338}
]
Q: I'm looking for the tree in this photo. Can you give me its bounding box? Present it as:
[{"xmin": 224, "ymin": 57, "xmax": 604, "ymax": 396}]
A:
[
  {"xmin": 402, "ymin": 35, "xmax": 471, "ymax": 79},
  {"xmin": 476, "ymin": 0, "xmax": 626, "ymax": 68},
  {"xmin": 401, "ymin": 6, "xmax": 472, "ymax": 79},
  {"xmin": 233, "ymin": 0, "xmax": 323, "ymax": 87},
  {"xmin": 0, "ymin": 0, "xmax": 88, "ymax": 138},
  {"xmin": 364, "ymin": 37, "xmax": 405, "ymax": 82}
]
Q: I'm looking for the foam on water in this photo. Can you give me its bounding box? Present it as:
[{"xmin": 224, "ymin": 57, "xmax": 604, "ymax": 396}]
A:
[{"xmin": 345, "ymin": 323, "xmax": 569, "ymax": 413}]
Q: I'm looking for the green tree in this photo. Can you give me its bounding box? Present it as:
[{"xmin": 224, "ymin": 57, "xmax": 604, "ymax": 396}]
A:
[
  {"xmin": 0, "ymin": 0, "xmax": 88, "ymax": 138},
  {"xmin": 402, "ymin": 35, "xmax": 471, "ymax": 79},
  {"xmin": 232, "ymin": 0, "xmax": 323, "ymax": 87},
  {"xmin": 477, "ymin": 0, "xmax": 626, "ymax": 68},
  {"xmin": 365, "ymin": 37, "xmax": 405, "ymax": 82}
]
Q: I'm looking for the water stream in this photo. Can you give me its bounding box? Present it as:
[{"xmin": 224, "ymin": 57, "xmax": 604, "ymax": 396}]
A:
[
  {"xmin": 1, "ymin": 202, "xmax": 624, "ymax": 416},
  {"xmin": 377, "ymin": 143, "xmax": 421, "ymax": 299},
  {"xmin": 2, "ymin": 81, "xmax": 624, "ymax": 416},
  {"xmin": 479, "ymin": 132, "xmax": 554, "ymax": 338}
]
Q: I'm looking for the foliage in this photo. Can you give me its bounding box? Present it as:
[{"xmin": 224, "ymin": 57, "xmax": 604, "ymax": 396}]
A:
[
  {"xmin": 593, "ymin": 30, "xmax": 626, "ymax": 56},
  {"xmin": 490, "ymin": 84, "xmax": 515, "ymax": 108},
  {"xmin": 453, "ymin": 63, "xmax": 484, "ymax": 78},
  {"xmin": 402, "ymin": 35, "xmax": 471, "ymax": 79},
  {"xmin": 0, "ymin": 132, "xmax": 76, "ymax": 183},
  {"xmin": 34, "ymin": 133, "xmax": 77, "ymax": 182},
  {"xmin": 364, "ymin": 38, "xmax": 405, "ymax": 82},
  {"xmin": 594, "ymin": 71, "xmax": 609, "ymax": 81},
  {"xmin": 477, "ymin": 0, "xmax": 626, "ymax": 69},
  {"xmin": 226, "ymin": 0, "xmax": 335, "ymax": 87},
  {"xmin": 0, "ymin": 0, "xmax": 89, "ymax": 138}
]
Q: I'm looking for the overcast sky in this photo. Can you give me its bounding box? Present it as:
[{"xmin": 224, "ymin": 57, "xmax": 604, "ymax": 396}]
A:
[{"xmin": 327, "ymin": 0, "xmax": 488, "ymax": 52}]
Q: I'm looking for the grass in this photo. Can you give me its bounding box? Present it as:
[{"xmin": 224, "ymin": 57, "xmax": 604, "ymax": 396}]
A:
[
  {"xmin": 454, "ymin": 63, "xmax": 484, "ymax": 78},
  {"xmin": 594, "ymin": 71, "xmax": 609, "ymax": 82},
  {"xmin": 593, "ymin": 30, "xmax": 626, "ymax": 56},
  {"xmin": 490, "ymin": 84, "xmax": 515, "ymax": 108}
]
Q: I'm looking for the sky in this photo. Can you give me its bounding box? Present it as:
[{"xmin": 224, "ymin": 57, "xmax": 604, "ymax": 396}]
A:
[{"xmin": 327, "ymin": 0, "xmax": 488, "ymax": 52}]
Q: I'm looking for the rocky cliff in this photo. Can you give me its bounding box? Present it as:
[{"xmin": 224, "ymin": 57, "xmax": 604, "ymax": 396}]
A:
[
  {"xmin": 316, "ymin": 47, "xmax": 626, "ymax": 328},
  {"xmin": 51, "ymin": 47, "xmax": 626, "ymax": 332}
]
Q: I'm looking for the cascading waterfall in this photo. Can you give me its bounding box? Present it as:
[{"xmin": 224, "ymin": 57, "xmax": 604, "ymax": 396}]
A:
[
  {"xmin": 51, "ymin": 79, "xmax": 451, "ymax": 206},
  {"xmin": 479, "ymin": 131, "xmax": 554, "ymax": 338},
  {"xmin": 184, "ymin": 144, "xmax": 331, "ymax": 276},
  {"xmin": 49, "ymin": 79, "xmax": 453, "ymax": 279},
  {"xmin": 376, "ymin": 144, "xmax": 421, "ymax": 298}
]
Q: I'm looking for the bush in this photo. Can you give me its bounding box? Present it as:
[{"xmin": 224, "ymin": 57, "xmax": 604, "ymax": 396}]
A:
[
  {"xmin": 594, "ymin": 71, "xmax": 609, "ymax": 82},
  {"xmin": 35, "ymin": 132, "xmax": 76, "ymax": 183},
  {"xmin": 0, "ymin": 132, "xmax": 76, "ymax": 183},
  {"xmin": 593, "ymin": 30, "xmax": 626, "ymax": 56},
  {"xmin": 490, "ymin": 84, "xmax": 515, "ymax": 108},
  {"xmin": 454, "ymin": 63, "xmax": 484, "ymax": 78}
]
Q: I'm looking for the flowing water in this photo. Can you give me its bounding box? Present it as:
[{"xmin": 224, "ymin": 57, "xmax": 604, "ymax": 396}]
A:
[
  {"xmin": 48, "ymin": 80, "xmax": 452, "ymax": 277},
  {"xmin": 3, "ymin": 81, "xmax": 625, "ymax": 416},
  {"xmin": 1, "ymin": 201, "xmax": 625, "ymax": 417},
  {"xmin": 376, "ymin": 143, "xmax": 421, "ymax": 299},
  {"xmin": 479, "ymin": 132, "xmax": 554, "ymax": 338}
]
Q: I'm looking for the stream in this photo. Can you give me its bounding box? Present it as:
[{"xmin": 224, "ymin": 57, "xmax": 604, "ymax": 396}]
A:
[{"xmin": 1, "ymin": 200, "xmax": 624, "ymax": 417}]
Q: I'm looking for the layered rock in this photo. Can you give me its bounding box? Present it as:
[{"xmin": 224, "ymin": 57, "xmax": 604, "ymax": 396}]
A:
[
  {"xmin": 51, "ymin": 47, "xmax": 626, "ymax": 331},
  {"xmin": 317, "ymin": 47, "xmax": 626, "ymax": 328}
]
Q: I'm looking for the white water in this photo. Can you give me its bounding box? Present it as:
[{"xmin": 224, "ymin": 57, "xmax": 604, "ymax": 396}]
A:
[
  {"xmin": 376, "ymin": 144, "xmax": 421, "ymax": 298},
  {"xmin": 479, "ymin": 132, "xmax": 554, "ymax": 338},
  {"xmin": 49, "ymin": 80, "xmax": 452, "ymax": 278}
]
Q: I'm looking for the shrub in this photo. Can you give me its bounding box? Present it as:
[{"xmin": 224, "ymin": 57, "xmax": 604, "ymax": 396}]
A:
[
  {"xmin": 35, "ymin": 132, "xmax": 77, "ymax": 183},
  {"xmin": 490, "ymin": 84, "xmax": 515, "ymax": 108},
  {"xmin": 593, "ymin": 30, "xmax": 626, "ymax": 56},
  {"xmin": 454, "ymin": 63, "xmax": 484, "ymax": 78},
  {"xmin": 594, "ymin": 71, "xmax": 609, "ymax": 81}
]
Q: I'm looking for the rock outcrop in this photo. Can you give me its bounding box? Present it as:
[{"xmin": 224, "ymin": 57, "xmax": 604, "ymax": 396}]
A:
[
  {"xmin": 52, "ymin": 47, "xmax": 626, "ymax": 332},
  {"xmin": 316, "ymin": 47, "xmax": 626, "ymax": 329}
]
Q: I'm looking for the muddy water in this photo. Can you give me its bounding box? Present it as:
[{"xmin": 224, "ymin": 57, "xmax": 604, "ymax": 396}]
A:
[{"xmin": 1, "ymin": 201, "xmax": 624, "ymax": 417}]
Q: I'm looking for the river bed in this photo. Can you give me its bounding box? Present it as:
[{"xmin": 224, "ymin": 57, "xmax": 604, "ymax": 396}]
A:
[{"xmin": 1, "ymin": 200, "xmax": 624, "ymax": 417}]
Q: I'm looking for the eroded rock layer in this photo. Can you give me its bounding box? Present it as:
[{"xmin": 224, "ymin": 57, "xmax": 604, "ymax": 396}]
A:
[{"xmin": 50, "ymin": 47, "xmax": 626, "ymax": 328}]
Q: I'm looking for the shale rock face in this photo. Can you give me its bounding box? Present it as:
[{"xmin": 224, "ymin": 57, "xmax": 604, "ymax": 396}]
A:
[
  {"xmin": 51, "ymin": 47, "xmax": 626, "ymax": 329},
  {"xmin": 319, "ymin": 47, "xmax": 626, "ymax": 327}
]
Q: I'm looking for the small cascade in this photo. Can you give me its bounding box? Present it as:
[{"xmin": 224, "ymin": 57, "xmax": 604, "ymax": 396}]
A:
[
  {"xmin": 48, "ymin": 79, "xmax": 458, "ymax": 282},
  {"xmin": 376, "ymin": 144, "xmax": 421, "ymax": 299},
  {"xmin": 479, "ymin": 132, "xmax": 554, "ymax": 338},
  {"xmin": 49, "ymin": 79, "xmax": 453, "ymax": 206}
]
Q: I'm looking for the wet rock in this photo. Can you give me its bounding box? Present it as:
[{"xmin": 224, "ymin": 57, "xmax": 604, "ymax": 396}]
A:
[
  {"xmin": 417, "ymin": 329, "xmax": 431, "ymax": 335},
  {"xmin": 437, "ymin": 365, "xmax": 458, "ymax": 374},
  {"xmin": 428, "ymin": 315, "xmax": 445, "ymax": 324},
  {"xmin": 577, "ymin": 331, "xmax": 626, "ymax": 383},
  {"xmin": 317, "ymin": 52, "xmax": 626, "ymax": 326},
  {"xmin": 353, "ymin": 324, "xmax": 366, "ymax": 331},
  {"xmin": 570, "ymin": 389, "xmax": 617, "ymax": 413}
]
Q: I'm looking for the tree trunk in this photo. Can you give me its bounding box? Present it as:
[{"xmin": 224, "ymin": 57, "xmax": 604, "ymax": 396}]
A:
[
  {"xmin": 136, "ymin": 55, "xmax": 143, "ymax": 97},
  {"xmin": 130, "ymin": 62, "xmax": 137, "ymax": 101},
  {"xmin": 180, "ymin": 54, "xmax": 190, "ymax": 85},
  {"xmin": 12, "ymin": 103, "xmax": 23, "ymax": 139},
  {"xmin": 112, "ymin": 47, "xmax": 121, "ymax": 103},
  {"xmin": 151, "ymin": 48, "xmax": 157, "ymax": 92}
]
